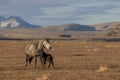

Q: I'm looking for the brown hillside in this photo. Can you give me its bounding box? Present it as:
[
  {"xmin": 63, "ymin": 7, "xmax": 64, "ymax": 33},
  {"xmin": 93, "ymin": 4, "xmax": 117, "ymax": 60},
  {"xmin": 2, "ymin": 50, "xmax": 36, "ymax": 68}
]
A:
[
  {"xmin": 105, "ymin": 24, "xmax": 120, "ymax": 36},
  {"xmin": 92, "ymin": 22, "xmax": 120, "ymax": 31},
  {"xmin": 42, "ymin": 23, "xmax": 95, "ymax": 31}
]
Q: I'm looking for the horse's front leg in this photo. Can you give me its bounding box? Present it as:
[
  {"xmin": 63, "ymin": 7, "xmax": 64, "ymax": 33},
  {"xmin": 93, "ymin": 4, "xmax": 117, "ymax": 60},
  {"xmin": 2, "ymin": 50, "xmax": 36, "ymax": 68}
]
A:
[{"xmin": 35, "ymin": 56, "xmax": 37, "ymax": 68}]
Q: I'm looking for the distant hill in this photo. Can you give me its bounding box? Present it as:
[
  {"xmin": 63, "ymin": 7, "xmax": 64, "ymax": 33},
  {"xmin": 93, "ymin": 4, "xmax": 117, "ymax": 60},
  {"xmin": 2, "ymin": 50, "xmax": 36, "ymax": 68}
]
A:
[
  {"xmin": 105, "ymin": 24, "xmax": 120, "ymax": 36},
  {"xmin": 42, "ymin": 22, "xmax": 120, "ymax": 31},
  {"xmin": 92, "ymin": 22, "xmax": 120, "ymax": 31},
  {"xmin": 0, "ymin": 20, "xmax": 120, "ymax": 40},
  {"xmin": 91, "ymin": 21, "xmax": 120, "ymax": 37},
  {"xmin": 0, "ymin": 16, "xmax": 41, "ymax": 28},
  {"xmin": 42, "ymin": 23, "xmax": 95, "ymax": 31}
]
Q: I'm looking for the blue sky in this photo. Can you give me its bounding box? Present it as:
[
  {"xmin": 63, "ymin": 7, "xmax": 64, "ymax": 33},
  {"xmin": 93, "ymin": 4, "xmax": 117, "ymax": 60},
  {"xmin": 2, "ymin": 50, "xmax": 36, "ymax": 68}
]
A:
[{"xmin": 0, "ymin": 0, "xmax": 120, "ymax": 26}]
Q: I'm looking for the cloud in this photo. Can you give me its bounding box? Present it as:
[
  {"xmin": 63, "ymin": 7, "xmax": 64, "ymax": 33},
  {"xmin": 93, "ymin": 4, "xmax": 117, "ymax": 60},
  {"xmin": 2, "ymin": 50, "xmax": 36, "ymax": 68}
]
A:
[
  {"xmin": 0, "ymin": 0, "xmax": 70, "ymax": 17},
  {"xmin": 30, "ymin": 15, "xmax": 84, "ymax": 26},
  {"xmin": 36, "ymin": 3, "xmax": 120, "ymax": 25},
  {"xmin": 1, "ymin": 0, "xmax": 69, "ymax": 8},
  {"xmin": 61, "ymin": 5, "xmax": 120, "ymax": 16},
  {"xmin": 0, "ymin": 0, "xmax": 120, "ymax": 25},
  {"xmin": 0, "ymin": 0, "xmax": 46, "ymax": 17}
]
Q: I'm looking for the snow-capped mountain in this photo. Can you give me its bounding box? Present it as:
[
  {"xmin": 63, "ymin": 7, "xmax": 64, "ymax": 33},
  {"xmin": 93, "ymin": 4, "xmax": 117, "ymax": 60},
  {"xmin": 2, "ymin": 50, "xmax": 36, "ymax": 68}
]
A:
[{"xmin": 0, "ymin": 16, "xmax": 40, "ymax": 28}]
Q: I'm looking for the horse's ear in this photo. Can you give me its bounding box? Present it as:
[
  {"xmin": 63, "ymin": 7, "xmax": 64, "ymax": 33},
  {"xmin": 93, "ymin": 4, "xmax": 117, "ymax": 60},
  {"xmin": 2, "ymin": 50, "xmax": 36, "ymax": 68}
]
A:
[{"xmin": 46, "ymin": 38, "xmax": 50, "ymax": 42}]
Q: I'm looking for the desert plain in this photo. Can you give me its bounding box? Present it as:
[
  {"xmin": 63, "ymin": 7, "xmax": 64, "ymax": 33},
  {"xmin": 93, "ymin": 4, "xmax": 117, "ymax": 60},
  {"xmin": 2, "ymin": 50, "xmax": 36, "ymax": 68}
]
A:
[{"xmin": 0, "ymin": 40, "xmax": 120, "ymax": 80}]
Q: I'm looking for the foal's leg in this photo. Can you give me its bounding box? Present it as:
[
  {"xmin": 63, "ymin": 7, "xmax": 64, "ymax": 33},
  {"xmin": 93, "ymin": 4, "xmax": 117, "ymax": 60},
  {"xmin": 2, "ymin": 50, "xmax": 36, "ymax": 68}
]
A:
[
  {"xmin": 47, "ymin": 57, "xmax": 52, "ymax": 68},
  {"xmin": 48, "ymin": 56, "xmax": 54, "ymax": 68},
  {"xmin": 39, "ymin": 56, "xmax": 44, "ymax": 67},
  {"xmin": 51, "ymin": 60, "xmax": 54, "ymax": 68},
  {"xmin": 42, "ymin": 58, "xmax": 46, "ymax": 68},
  {"xmin": 51, "ymin": 57, "xmax": 54, "ymax": 68},
  {"xmin": 48, "ymin": 62, "xmax": 51, "ymax": 68}
]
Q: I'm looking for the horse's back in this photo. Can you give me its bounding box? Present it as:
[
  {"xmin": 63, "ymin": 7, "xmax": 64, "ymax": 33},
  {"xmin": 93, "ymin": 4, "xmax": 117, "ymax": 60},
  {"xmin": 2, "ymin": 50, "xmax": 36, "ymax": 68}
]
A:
[{"xmin": 25, "ymin": 44, "xmax": 36, "ymax": 57}]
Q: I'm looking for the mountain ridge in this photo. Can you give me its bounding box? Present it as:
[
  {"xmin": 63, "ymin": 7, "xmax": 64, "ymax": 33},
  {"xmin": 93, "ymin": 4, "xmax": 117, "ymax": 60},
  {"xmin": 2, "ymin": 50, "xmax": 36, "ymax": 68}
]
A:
[
  {"xmin": 0, "ymin": 19, "xmax": 120, "ymax": 39},
  {"xmin": 0, "ymin": 16, "xmax": 119, "ymax": 32},
  {"xmin": 0, "ymin": 16, "xmax": 41, "ymax": 28},
  {"xmin": 41, "ymin": 23, "xmax": 96, "ymax": 31}
]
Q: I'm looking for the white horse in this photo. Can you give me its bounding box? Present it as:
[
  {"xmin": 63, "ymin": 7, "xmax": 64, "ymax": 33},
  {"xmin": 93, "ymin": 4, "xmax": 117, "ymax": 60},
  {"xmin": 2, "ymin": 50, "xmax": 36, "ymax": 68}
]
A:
[{"xmin": 24, "ymin": 38, "xmax": 51, "ymax": 68}]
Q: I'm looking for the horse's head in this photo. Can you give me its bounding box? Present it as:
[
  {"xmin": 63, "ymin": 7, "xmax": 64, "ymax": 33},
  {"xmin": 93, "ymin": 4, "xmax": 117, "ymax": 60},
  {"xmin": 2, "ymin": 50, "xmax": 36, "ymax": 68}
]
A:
[
  {"xmin": 37, "ymin": 38, "xmax": 51, "ymax": 50},
  {"xmin": 43, "ymin": 38, "xmax": 51, "ymax": 49}
]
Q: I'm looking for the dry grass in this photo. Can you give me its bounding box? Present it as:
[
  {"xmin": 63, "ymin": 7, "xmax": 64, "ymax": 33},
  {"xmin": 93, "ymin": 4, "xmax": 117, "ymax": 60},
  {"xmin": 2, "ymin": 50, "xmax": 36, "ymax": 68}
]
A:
[
  {"xmin": 96, "ymin": 66, "xmax": 109, "ymax": 72},
  {"xmin": 0, "ymin": 40, "xmax": 120, "ymax": 80}
]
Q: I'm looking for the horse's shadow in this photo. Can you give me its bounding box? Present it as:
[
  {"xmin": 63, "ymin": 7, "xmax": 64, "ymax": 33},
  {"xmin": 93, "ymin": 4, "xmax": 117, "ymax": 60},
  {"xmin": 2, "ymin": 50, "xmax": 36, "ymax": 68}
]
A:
[{"xmin": 13, "ymin": 65, "xmax": 65, "ymax": 71}]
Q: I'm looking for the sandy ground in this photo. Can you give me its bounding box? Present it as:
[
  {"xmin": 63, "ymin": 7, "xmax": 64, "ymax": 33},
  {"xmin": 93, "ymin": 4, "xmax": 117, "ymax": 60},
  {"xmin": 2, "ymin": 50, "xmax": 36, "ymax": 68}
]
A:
[{"xmin": 0, "ymin": 40, "xmax": 120, "ymax": 80}]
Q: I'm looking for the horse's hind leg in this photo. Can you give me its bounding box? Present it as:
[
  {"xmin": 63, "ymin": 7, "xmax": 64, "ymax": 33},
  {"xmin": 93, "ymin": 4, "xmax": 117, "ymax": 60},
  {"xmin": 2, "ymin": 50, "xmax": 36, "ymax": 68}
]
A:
[
  {"xmin": 26, "ymin": 55, "xmax": 29, "ymax": 67},
  {"xmin": 29, "ymin": 57, "xmax": 33, "ymax": 66}
]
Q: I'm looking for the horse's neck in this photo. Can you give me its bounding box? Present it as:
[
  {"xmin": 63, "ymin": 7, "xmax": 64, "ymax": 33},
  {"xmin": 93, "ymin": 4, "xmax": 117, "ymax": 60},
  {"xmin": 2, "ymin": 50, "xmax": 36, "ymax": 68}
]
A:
[
  {"xmin": 40, "ymin": 47, "xmax": 44, "ymax": 52},
  {"xmin": 37, "ymin": 40, "xmax": 44, "ymax": 50},
  {"xmin": 38, "ymin": 41, "xmax": 45, "ymax": 53}
]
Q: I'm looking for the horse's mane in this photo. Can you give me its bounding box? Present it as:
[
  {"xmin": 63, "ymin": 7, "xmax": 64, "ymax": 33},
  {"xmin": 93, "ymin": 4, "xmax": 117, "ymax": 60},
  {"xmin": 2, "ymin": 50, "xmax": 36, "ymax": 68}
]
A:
[
  {"xmin": 33, "ymin": 41, "xmax": 39, "ymax": 49},
  {"xmin": 33, "ymin": 40, "xmax": 45, "ymax": 52}
]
